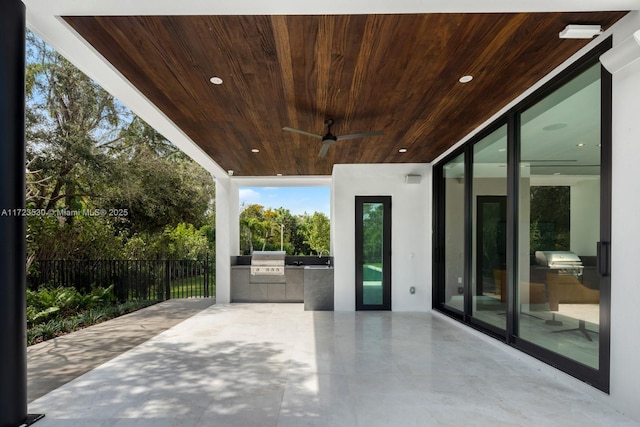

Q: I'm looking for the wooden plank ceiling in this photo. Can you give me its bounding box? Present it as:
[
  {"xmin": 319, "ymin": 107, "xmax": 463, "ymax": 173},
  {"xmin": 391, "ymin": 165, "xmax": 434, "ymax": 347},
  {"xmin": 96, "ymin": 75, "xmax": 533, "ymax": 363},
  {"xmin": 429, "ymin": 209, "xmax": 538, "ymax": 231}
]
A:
[{"xmin": 65, "ymin": 13, "xmax": 626, "ymax": 176}]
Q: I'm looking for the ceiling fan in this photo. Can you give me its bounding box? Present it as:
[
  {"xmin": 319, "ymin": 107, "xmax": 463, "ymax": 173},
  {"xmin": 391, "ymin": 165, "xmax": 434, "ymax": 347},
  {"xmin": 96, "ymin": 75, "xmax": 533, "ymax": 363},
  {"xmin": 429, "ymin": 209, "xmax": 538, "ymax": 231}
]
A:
[{"xmin": 282, "ymin": 119, "xmax": 383, "ymax": 157}]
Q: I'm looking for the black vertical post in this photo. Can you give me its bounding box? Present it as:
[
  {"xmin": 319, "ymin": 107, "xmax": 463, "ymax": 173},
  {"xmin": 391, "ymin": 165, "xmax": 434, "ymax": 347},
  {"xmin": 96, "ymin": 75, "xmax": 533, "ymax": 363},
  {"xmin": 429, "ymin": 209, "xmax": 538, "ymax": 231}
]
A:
[
  {"xmin": 165, "ymin": 260, "xmax": 171, "ymax": 300},
  {"xmin": 204, "ymin": 254, "xmax": 209, "ymax": 298},
  {"xmin": 0, "ymin": 0, "xmax": 27, "ymax": 426}
]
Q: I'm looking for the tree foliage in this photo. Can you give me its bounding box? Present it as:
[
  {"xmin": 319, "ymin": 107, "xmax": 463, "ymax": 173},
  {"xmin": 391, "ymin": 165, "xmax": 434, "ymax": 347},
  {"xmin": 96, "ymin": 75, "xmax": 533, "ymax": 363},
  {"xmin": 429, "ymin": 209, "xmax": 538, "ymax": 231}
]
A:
[
  {"xmin": 239, "ymin": 204, "xmax": 328, "ymax": 255},
  {"xmin": 25, "ymin": 31, "xmax": 215, "ymax": 267},
  {"xmin": 530, "ymin": 186, "xmax": 570, "ymax": 253},
  {"xmin": 303, "ymin": 212, "xmax": 331, "ymax": 255},
  {"xmin": 362, "ymin": 204, "xmax": 384, "ymax": 263}
]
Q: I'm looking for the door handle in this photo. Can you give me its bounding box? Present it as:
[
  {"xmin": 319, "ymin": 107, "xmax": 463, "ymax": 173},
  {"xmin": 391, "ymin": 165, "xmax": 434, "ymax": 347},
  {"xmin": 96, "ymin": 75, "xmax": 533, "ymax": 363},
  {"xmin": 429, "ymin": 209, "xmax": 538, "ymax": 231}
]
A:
[{"xmin": 597, "ymin": 241, "xmax": 609, "ymax": 277}]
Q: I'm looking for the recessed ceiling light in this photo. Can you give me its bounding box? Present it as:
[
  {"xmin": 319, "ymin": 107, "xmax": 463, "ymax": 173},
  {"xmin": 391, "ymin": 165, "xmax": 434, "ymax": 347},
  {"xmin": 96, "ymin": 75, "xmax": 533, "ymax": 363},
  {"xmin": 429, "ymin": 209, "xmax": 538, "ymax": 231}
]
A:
[
  {"xmin": 576, "ymin": 143, "xmax": 585, "ymax": 147},
  {"xmin": 209, "ymin": 76, "xmax": 223, "ymax": 85},
  {"xmin": 543, "ymin": 123, "xmax": 568, "ymax": 131},
  {"xmin": 398, "ymin": 148, "xmax": 408, "ymax": 153},
  {"xmin": 498, "ymin": 148, "xmax": 506, "ymax": 152},
  {"xmin": 459, "ymin": 75, "xmax": 473, "ymax": 83},
  {"xmin": 251, "ymin": 148, "xmax": 260, "ymax": 153},
  {"xmin": 554, "ymin": 172, "xmax": 561, "ymax": 175},
  {"xmin": 276, "ymin": 173, "xmax": 283, "ymax": 176}
]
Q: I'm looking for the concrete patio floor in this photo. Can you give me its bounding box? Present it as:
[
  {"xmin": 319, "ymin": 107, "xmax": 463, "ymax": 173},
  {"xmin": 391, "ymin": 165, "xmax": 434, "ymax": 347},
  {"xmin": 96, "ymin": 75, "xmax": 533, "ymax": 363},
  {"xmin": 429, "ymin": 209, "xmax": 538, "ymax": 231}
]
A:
[
  {"xmin": 27, "ymin": 298, "xmax": 216, "ymax": 403},
  {"xmin": 28, "ymin": 303, "xmax": 639, "ymax": 426}
]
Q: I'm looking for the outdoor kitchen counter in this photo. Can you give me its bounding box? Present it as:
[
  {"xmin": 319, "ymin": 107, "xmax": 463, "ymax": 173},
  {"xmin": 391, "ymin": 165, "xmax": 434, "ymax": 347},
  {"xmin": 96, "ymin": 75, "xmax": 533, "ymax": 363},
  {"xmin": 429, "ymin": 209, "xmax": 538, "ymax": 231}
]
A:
[
  {"xmin": 230, "ymin": 265, "xmax": 333, "ymax": 309},
  {"xmin": 230, "ymin": 265, "xmax": 304, "ymax": 303},
  {"xmin": 303, "ymin": 266, "xmax": 334, "ymax": 311}
]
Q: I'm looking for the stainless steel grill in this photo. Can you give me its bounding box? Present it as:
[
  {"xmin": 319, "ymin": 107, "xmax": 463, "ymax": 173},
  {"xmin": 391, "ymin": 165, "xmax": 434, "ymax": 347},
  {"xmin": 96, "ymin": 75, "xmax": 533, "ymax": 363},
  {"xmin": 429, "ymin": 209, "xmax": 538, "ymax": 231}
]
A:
[
  {"xmin": 535, "ymin": 250, "xmax": 583, "ymax": 277},
  {"xmin": 250, "ymin": 251, "xmax": 285, "ymax": 276}
]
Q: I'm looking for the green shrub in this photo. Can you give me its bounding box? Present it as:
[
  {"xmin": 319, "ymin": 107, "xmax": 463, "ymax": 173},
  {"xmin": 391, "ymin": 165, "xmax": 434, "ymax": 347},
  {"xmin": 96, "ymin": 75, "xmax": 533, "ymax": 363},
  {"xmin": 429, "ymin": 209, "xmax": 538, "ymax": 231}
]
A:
[
  {"xmin": 26, "ymin": 285, "xmax": 117, "ymax": 326},
  {"xmin": 27, "ymin": 299, "xmax": 156, "ymax": 345}
]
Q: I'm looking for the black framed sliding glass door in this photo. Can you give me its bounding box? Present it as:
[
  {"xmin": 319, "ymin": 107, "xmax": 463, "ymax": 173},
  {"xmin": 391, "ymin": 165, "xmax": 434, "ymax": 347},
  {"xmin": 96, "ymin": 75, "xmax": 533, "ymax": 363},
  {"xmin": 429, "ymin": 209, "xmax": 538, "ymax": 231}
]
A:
[
  {"xmin": 355, "ymin": 196, "xmax": 391, "ymax": 311},
  {"xmin": 472, "ymin": 124, "xmax": 508, "ymax": 332},
  {"xmin": 432, "ymin": 41, "xmax": 611, "ymax": 391},
  {"xmin": 515, "ymin": 62, "xmax": 610, "ymax": 386}
]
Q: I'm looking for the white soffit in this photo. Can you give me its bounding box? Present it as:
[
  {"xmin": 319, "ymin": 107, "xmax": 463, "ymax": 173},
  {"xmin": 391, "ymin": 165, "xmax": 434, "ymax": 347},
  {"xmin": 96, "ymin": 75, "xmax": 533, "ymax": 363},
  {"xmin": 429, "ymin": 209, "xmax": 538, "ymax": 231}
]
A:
[{"xmin": 21, "ymin": 0, "xmax": 638, "ymax": 14}]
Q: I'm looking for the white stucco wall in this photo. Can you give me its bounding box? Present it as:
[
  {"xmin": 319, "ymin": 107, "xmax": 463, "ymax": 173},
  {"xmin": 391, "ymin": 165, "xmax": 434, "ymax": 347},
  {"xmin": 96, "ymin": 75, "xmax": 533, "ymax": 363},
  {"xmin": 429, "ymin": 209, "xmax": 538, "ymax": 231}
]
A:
[
  {"xmin": 607, "ymin": 11, "xmax": 640, "ymax": 422},
  {"xmin": 332, "ymin": 163, "xmax": 431, "ymax": 312}
]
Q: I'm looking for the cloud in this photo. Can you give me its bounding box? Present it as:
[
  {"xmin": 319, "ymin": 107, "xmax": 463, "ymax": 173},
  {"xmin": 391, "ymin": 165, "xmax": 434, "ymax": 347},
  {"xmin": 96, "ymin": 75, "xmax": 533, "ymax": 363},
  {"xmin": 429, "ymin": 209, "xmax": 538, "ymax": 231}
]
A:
[{"xmin": 239, "ymin": 188, "xmax": 261, "ymax": 205}]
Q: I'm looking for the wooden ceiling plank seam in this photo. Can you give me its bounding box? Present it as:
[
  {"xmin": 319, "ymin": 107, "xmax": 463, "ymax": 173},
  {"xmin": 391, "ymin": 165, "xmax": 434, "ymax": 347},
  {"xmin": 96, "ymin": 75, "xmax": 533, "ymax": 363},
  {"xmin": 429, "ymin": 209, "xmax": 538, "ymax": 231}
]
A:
[
  {"xmin": 265, "ymin": 17, "xmax": 303, "ymax": 174},
  {"xmin": 271, "ymin": 15, "xmax": 301, "ymax": 152},
  {"xmin": 342, "ymin": 15, "xmax": 383, "ymax": 128}
]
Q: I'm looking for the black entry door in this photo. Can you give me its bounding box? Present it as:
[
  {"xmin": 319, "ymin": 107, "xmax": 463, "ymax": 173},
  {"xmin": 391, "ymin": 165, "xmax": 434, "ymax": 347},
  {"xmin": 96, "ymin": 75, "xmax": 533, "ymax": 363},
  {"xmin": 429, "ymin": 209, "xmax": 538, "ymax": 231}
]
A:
[{"xmin": 355, "ymin": 196, "xmax": 391, "ymax": 311}]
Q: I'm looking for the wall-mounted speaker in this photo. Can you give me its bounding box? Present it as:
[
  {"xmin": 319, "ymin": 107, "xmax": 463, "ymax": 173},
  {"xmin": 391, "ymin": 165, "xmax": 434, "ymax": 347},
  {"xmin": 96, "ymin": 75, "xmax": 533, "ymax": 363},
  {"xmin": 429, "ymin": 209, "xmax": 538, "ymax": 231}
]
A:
[{"xmin": 404, "ymin": 174, "xmax": 422, "ymax": 184}]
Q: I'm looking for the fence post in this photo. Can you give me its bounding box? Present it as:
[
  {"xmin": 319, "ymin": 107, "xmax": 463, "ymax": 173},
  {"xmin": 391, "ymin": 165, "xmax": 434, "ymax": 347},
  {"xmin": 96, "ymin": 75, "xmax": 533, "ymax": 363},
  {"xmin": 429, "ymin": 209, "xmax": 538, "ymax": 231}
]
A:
[
  {"xmin": 165, "ymin": 260, "xmax": 171, "ymax": 301},
  {"xmin": 204, "ymin": 254, "xmax": 209, "ymax": 298}
]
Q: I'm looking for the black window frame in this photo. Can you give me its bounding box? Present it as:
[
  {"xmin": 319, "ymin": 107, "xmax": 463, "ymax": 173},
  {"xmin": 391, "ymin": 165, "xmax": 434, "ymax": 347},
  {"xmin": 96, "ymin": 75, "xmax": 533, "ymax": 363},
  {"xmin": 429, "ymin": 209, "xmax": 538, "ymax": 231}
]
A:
[{"xmin": 432, "ymin": 38, "xmax": 612, "ymax": 392}]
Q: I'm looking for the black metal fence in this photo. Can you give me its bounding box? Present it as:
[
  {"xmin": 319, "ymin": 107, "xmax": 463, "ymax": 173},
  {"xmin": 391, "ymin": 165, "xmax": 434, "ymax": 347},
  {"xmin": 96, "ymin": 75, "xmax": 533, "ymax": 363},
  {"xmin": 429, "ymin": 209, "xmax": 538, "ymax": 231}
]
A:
[{"xmin": 28, "ymin": 257, "xmax": 215, "ymax": 301}]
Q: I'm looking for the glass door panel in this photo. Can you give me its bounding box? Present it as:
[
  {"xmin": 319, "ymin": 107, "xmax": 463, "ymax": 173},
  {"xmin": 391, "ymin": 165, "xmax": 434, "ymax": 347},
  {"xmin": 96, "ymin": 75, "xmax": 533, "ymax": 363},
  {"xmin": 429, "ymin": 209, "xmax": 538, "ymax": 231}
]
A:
[
  {"xmin": 442, "ymin": 153, "xmax": 465, "ymax": 313},
  {"xmin": 472, "ymin": 125, "xmax": 508, "ymax": 330},
  {"xmin": 356, "ymin": 196, "xmax": 391, "ymax": 310},
  {"xmin": 518, "ymin": 63, "xmax": 602, "ymax": 368}
]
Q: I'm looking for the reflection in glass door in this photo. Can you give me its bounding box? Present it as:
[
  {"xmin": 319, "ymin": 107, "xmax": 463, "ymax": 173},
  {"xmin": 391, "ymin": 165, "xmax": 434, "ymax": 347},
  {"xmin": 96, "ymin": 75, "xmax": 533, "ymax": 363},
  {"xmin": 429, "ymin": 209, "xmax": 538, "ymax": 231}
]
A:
[
  {"xmin": 517, "ymin": 63, "xmax": 604, "ymax": 369},
  {"xmin": 474, "ymin": 197, "xmax": 507, "ymax": 329},
  {"xmin": 472, "ymin": 124, "xmax": 508, "ymax": 330},
  {"xmin": 440, "ymin": 154, "xmax": 465, "ymax": 314},
  {"xmin": 433, "ymin": 49, "xmax": 611, "ymax": 390},
  {"xmin": 355, "ymin": 196, "xmax": 391, "ymax": 310}
]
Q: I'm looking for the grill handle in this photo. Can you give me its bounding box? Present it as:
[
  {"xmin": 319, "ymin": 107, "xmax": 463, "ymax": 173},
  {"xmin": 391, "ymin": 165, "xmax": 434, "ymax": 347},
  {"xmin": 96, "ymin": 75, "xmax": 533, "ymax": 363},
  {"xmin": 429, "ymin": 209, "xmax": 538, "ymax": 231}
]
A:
[{"xmin": 597, "ymin": 241, "xmax": 610, "ymax": 277}]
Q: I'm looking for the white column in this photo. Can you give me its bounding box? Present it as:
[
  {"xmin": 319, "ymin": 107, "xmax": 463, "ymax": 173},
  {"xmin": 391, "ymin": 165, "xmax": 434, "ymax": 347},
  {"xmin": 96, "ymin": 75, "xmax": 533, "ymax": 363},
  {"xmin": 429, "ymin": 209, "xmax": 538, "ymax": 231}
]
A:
[
  {"xmin": 215, "ymin": 176, "xmax": 232, "ymax": 304},
  {"xmin": 215, "ymin": 176, "xmax": 240, "ymax": 304}
]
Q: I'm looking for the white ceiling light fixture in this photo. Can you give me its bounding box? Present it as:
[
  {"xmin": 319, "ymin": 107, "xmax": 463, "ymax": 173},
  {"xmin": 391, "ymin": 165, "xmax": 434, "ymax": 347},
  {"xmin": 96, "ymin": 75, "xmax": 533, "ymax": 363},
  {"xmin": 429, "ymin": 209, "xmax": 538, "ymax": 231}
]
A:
[
  {"xmin": 458, "ymin": 75, "xmax": 473, "ymax": 83},
  {"xmin": 398, "ymin": 148, "xmax": 408, "ymax": 153},
  {"xmin": 576, "ymin": 143, "xmax": 586, "ymax": 147},
  {"xmin": 600, "ymin": 29, "xmax": 640, "ymax": 73},
  {"xmin": 559, "ymin": 25, "xmax": 602, "ymax": 39},
  {"xmin": 209, "ymin": 76, "xmax": 223, "ymax": 85},
  {"xmin": 251, "ymin": 148, "xmax": 260, "ymax": 153}
]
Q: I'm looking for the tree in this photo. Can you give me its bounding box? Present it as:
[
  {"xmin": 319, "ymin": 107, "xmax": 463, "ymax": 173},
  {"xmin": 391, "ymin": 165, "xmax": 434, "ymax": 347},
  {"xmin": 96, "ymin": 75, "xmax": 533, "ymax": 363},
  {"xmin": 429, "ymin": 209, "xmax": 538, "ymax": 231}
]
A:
[
  {"xmin": 530, "ymin": 186, "xmax": 570, "ymax": 253},
  {"xmin": 25, "ymin": 31, "xmax": 216, "ymax": 265},
  {"xmin": 26, "ymin": 31, "xmax": 121, "ymax": 214},
  {"xmin": 303, "ymin": 212, "xmax": 331, "ymax": 255},
  {"xmin": 362, "ymin": 204, "xmax": 383, "ymax": 263},
  {"xmin": 239, "ymin": 205, "xmax": 326, "ymax": 255},
  {"xmin": 239, "ymin": 204, "xmax": 266, "ymax": 254}
]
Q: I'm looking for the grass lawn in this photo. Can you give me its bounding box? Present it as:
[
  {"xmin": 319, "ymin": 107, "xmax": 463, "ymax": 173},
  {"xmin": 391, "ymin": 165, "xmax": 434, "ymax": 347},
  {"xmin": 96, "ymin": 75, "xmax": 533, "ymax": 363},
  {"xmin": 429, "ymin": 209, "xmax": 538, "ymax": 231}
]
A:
[{"xmin": 170, "ymin": 275, "xmax": 215, "ymax": 298}]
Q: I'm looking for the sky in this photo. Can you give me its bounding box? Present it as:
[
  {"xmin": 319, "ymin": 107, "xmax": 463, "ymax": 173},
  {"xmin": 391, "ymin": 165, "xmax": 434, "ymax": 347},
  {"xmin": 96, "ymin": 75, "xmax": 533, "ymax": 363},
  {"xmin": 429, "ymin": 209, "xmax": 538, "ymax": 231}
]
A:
[{"xmin": 239, "ymin": 186, "xmax": 330, "ymax": 217}]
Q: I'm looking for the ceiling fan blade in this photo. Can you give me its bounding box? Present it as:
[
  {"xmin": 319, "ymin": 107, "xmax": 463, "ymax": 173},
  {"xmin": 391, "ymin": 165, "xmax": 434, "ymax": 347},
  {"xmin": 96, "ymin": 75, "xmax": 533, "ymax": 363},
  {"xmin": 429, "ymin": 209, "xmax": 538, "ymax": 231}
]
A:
[
  {"xmin": 282, "ymin": 127, "xmax": 323, "ymax": 139},
  {"xmin": 318, "ymin": 141, "xmax": 332, "ymax": 157},
  {"xmin": 336, "ymin": 130, "xmax": 384, "ymax": 141}
]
